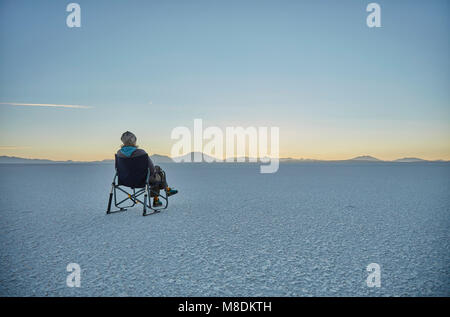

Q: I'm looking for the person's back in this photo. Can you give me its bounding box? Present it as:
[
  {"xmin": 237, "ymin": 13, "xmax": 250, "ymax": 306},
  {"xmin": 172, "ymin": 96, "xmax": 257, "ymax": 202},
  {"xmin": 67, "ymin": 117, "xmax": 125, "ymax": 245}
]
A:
[
  {"xmin": 117, "ymin": 131, "xmax": 177, "ymax": 206},
  {"xmin": 117, "ymin": 131, "xmax": 156, "ymax": 176}
]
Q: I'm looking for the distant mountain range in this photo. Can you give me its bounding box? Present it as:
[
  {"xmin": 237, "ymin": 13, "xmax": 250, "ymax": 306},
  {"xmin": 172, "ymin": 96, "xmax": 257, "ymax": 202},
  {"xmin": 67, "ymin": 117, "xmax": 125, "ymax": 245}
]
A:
[
  {"xmin": 172, "ymin": 151, "xmax": 217, "ymax": 162},
  {"xmin": 350, "ymin": 155, "xmax": 381, "ymax": 162},
  {"xmin": 0, "ymin": 153, "xmax": 447, "ymax": 164},
  {"xmin": 393, "ymin": 157, "xmax": 428, "ymax": 162},
  {"xmin": 0, "ymin": 154, "xmax": 174, "ymax": 164}
]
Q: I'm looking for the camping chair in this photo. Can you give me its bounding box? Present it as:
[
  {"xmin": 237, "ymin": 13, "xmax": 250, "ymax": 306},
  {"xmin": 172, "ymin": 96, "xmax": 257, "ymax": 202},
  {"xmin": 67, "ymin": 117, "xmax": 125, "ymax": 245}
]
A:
[{"xmin": 106, "ymin": 154, "xmax": 168, "ymax": 216}]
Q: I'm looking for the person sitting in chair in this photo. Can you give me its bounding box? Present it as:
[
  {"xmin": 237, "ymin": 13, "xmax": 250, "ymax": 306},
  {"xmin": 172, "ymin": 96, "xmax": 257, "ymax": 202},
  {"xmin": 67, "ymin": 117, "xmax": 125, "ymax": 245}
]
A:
[{"xmin": 117, "ymin": 131, "xmax": 178, "ymax": 207}]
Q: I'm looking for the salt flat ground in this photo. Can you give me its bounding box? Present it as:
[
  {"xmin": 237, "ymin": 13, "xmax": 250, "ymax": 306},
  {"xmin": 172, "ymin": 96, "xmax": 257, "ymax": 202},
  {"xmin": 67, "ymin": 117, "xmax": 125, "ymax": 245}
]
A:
[{"xmin": 0, "ymin": 162, "xmax": 449, "ymax": 296}]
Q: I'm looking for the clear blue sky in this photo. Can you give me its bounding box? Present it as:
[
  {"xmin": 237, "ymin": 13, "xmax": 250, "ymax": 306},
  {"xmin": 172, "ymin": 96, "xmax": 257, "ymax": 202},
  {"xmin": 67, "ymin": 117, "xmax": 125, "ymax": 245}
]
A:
[{"xmin": 0, "ymin": 0, "xmax": 449, "ymax": 160}]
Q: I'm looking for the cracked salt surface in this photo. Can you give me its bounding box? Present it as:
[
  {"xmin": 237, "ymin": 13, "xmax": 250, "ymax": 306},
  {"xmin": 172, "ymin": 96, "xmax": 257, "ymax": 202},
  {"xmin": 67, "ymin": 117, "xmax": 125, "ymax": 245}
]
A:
[{"xmin": 0, "ymin": 162, "xmax": 449, "ymax": 296}]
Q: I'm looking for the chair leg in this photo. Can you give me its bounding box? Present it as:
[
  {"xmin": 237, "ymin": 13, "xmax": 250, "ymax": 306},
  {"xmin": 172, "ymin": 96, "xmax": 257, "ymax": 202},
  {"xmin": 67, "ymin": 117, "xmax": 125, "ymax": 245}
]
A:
[
  {"xmin": 143, "ymin": 185, "xmax": 148, "ymax": 216},
  {"xmin": 106, "ymin": 185, "xmax": 114, "ymax": 214}
]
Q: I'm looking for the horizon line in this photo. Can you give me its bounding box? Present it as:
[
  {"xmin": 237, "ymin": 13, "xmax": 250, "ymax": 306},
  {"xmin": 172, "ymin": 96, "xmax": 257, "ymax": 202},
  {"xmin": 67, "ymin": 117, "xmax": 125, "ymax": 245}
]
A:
[{"xmin": 0, "ymin": 153, "xmax": 448, "ymax": 163}]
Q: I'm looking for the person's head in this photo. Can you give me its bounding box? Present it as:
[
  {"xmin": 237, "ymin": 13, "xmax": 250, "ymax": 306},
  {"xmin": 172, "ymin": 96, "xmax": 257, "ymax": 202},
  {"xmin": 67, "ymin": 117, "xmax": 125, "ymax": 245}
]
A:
[{"xmin": 121, "ymin": 131, "xmax": 137, "ymax": 147}]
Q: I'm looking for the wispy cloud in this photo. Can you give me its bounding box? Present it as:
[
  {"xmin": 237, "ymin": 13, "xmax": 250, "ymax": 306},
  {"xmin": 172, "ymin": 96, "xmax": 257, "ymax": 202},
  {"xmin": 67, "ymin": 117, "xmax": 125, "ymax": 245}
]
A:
[{"xmin": 0, "ymin": 102, "xmax": 92, "ymax": 109}]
